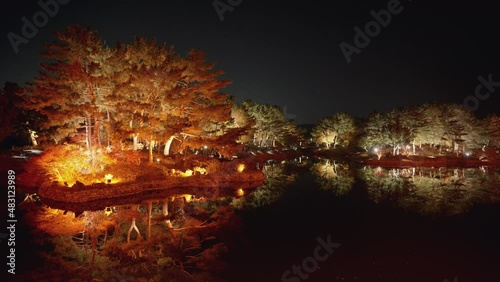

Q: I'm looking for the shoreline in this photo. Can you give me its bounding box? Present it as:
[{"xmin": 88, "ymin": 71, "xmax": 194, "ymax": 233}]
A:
[
  {"xmin": 309, "ymin": 148, "xmax": 500, "ymax": 168},
  {"xmin": 36, "ymin": 170, "xmax": 265, "ymax": 212},
  {"xmin": 13, "ymin": 147, "xmax": 500, "ymax": 212}
]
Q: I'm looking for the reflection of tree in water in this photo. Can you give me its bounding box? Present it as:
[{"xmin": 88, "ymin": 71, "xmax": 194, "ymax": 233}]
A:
[
  {"xmin": 18, "ymin": 194, "xmax": 243, "ymax": 282},
  {"xmin": 233, "ymin": 161, "xmax": 299, "ymax": 209},
  {"xmin": 310, "ymin": 159, "xmax": 354, "ymax": 196},
  {"xmin": 359, "ymin": 166, "xmax": 500, "ymax": 216}
]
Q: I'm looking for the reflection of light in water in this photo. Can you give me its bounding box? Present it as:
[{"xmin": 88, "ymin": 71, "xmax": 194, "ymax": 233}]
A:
[
  {"xmin": 172, "ymin": 167, "xmax": 206, "ymax": 177},
  {"xmin": 170, "ymin": 194, "xmax": 195, "ymax": 202},
  {"xmin": 360, "ymin": 166, "xmax": 500, "ymax": 216},
  {"xmin": 237, "ymin": 164, "xmax": 245, "ymax": 172},
  {"xmin": 236, "ymin": 188, "xmax": 244, "ymax": 197},
  {"xmin": 194, "ymin": 166, "xmax": 207, "ymax": 175},
  {"xmin": 104, "ymin": 207, "xmax": 112, "ymax": 216},
  {"xmin": 311, "ymin": 159, "xmax": 354, "ymax": 196}
]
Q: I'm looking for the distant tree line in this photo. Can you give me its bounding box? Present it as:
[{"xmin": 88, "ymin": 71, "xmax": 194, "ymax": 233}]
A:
[{"xmin": 312, "ymin": 103, "xmax": 499, "ymax": 157}]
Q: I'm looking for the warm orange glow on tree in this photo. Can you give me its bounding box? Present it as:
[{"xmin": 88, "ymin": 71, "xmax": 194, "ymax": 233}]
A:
[
  {"xmin": 22, "ymin": 25, "xmax": 113, "ymax": 147},
  {"xmin": 20, "ymin": 25, "xmax": 242, "ymax": 162},
  {"xmin": 26, "ymin": 206, "xmax": 85, "ymax": 236},
  {"xmin": 20, "ymin": 144, "xmax": 116, "ymax": 187}
]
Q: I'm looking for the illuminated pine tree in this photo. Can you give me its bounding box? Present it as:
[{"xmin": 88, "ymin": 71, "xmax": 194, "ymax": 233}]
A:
[
  {"xmin": 109, "ymin": 37, "xmax": 187, "ymax": 160},
  {"xmin": 22, "ymin": 25, "xmax": 113, "ymax": 148},
  {"xmin": 312, "ymin": 112, "xmax": 356, "ymax": 148}
]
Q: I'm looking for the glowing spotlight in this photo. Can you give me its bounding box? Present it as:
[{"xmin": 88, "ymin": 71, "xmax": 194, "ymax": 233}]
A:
[
  {"xmin": 104, "ymin": 207, "xmax": 112, "ymax": 216},
  {"xmin": 105, "ymin": 173, "xmax": 113, "ymax": 184},
  {"xmin": 237, "ymin": 163, "xmax": 245, "ymax": 173},
  {"xmin": 193, "ymin": 166, "xmax": 207, "ymax": 175},
  {"xmin": 236, "ymin": 188, "xmax": 244, "ymax": 197},
  {"xmin": 180, "ymin": 169, "xmax": 193, "ymax": 177}
]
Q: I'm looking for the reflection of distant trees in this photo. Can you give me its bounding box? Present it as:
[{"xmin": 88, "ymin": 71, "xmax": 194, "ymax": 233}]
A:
[
  {"xmin": 359, "ymin": 166, "xmax": 500, "ymax": 216},
  {"xmin": 310, "ymin": 159, "xmax": 354, "ymax": 196},
  {"xmin": 234, "ymin": 161, "xmax": 299, "ymax": 209}
]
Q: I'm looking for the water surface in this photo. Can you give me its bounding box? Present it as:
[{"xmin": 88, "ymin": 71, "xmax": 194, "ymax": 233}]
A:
[{"xmin": 14, "ymin": 159, "xmax": 500, "ymax": 282}]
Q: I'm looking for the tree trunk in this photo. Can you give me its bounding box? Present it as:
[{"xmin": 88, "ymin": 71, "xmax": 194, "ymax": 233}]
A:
[
  {"xmin": 262, "ymin": 133, "xmax": 268, "ymax": 147},
  {"xmin": 106, "ymin": 109, "xmax": 111, "ymax": 149},
  {"xmin": 88, "ymin": 117, "xmax": 93, "ymax": 148},
  {"xmin": 85, "ymin": 117, "xmax": 90, "ymax": 149},
  {"xmin": 133, "ymin": 134, "xmax": 139, "ymax": 151},
  {"xmin": 333, "ymin": 135, "xmax": 337, "ymax": 149},
  {"xmin": 96, "ymin": 119, "xmax": 101, "ymax": 147},
  {"xmin": 163, "ymin": 199, "xmax": 169, "ymax": 216},
  {"xmin": 164, "ymin": 135, "xmax": 175, "ymax": 156},
  {"xmin": 103, "ymin": 229, "xmax": 108, "ymax": 245},
  {"xmin": 127, "ymin": 218, "xmax": 141, "ymax": 243},
  {"xmin": 147, "ymin": 201, "xmax": 152, "ymax": 240},
  {"xmin": 149, "ymin": 138, "xmax": 154, "ymax": 163},
  {"xmin": 165, "ymin": 219, "xmax": 173, "ymax": 229},
  {"xmin": 29, "ymin": 129, "xmax": 38, "ymax": 147}
]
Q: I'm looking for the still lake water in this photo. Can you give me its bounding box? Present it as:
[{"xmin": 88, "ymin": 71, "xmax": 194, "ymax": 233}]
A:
[
  {"xmin": 224, "ymin": 159, "xmax": 500, "ymax": 282},
  {"xmin": 15, "ymin": 158, "xmax": 500, "ymax": 282}
]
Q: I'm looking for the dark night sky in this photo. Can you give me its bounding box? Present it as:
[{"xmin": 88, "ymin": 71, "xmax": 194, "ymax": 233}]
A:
[{"xmin": 1, "ymin": 0, "xmax": 499, "ymax": 124}]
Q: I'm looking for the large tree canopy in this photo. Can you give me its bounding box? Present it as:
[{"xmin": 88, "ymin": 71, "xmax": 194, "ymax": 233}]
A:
[
  {"xmin": 21, "ymin": 25, "xmax": 235, "ymax": 160},
  {"xmin": 241, "ymin": 100, "xmax": 303, "ymax": 148},
  {"xmin": 312, "ymin": 112, "xmax": 356, "ymax": 148},
  {"xmin": 22, "ymin": 25, "xmax": 112, "ymax": 145}
]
